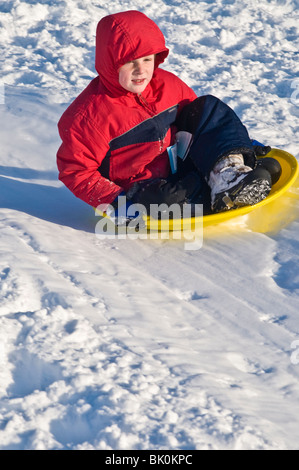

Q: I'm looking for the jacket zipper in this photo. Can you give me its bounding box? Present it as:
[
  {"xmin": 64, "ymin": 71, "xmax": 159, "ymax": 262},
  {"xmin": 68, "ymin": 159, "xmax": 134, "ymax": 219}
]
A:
[
  {"xmin": 137, "ymin": 93, "xmax": 154, "ymax": 114},
  {"xmin": 137, "ymin": 93, "xmax": 165, "ymax": 154}
]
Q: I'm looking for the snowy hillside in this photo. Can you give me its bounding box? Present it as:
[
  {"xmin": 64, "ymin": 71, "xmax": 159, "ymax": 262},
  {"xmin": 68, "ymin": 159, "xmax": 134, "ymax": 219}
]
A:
[{"xmin": 0, "ymin": 0, "xmax": 299, "ymax": 450}]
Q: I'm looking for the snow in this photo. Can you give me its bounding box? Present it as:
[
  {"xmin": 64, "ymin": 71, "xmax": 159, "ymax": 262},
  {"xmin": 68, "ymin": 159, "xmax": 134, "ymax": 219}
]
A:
[{"xmin": 0, "ymin": 0, "xmax": 299, "ymax": 450}]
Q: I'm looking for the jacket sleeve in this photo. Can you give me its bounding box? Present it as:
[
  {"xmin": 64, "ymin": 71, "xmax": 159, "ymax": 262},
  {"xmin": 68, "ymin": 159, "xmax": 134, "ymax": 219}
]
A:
[{"xmin": 57, "ymin": 112, "xmax": 123, "ymax": 209}]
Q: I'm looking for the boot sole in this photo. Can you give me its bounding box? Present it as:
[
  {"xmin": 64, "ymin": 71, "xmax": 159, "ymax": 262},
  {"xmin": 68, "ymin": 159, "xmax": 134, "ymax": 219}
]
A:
[
  {"xmin": 229, "ymin": 178, "xmax": 271, "ymax": 207},
  {"xmin": 212, "ymin": 167, "xmax": 272, "ymax": 212}
]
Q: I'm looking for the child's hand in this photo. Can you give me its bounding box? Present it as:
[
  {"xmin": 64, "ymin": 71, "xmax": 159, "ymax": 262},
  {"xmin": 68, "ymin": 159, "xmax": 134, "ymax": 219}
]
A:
[
  {"xmin": 132, "ymin": 172, "xmax": 202, "ymax": 211},
  {"xmin": 250, "ymin": 140, "xmax": 271, "ymax": 157},
  {"xmin": 106, "ymin": 192, "xmax": 144, "ymax": 227},
  {"xmin": 253, "ymin": 145, "xmax": 271, "ymax": 157}
]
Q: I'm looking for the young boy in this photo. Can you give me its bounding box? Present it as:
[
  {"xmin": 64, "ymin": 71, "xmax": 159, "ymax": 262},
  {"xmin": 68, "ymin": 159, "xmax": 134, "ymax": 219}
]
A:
[{"xmin": 57, "ymin": 10, "xmax": 274, "ymax": 222}]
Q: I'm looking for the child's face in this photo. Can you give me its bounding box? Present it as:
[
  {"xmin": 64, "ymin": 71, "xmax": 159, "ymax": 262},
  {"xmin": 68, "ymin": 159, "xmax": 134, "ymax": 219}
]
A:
[{"xmin": 118, "ymin": 55, "xmax": 155, "ymax": 93}]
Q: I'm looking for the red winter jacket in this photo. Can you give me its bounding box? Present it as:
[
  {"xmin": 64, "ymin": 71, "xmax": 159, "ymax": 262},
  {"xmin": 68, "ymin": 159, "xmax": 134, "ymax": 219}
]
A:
[{"xmin": 57, "ymin": 11, "xmax": 197, "ymax": 208}]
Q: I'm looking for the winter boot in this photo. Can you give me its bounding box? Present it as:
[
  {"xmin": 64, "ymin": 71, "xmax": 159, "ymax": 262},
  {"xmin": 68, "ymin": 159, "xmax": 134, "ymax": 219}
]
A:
[
  {"xmin": 209, "ymin": 154, "xmax": 272, "ymax": 213},
  {"xmin": 256, "ymin": 157, "xmax": 282, "ymax": 185}
]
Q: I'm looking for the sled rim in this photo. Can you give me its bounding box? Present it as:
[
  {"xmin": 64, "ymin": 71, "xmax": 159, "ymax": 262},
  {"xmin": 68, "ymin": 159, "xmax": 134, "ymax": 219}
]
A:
[{"xmin": 145, "ymin": 149, "xmax": 299, "ymax": 231}]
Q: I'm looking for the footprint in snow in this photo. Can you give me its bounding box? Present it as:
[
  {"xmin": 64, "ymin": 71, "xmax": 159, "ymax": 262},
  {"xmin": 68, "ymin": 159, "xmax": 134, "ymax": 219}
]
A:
[{"xmin": 226, "ymin": 353, "xmax": 272, "ymax": 375}]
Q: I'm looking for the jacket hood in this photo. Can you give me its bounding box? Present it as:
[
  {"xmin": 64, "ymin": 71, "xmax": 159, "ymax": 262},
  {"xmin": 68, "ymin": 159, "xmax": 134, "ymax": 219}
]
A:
[{"xmin": 95, "ymin": 11, "xmax": 169, "ymax": 96}]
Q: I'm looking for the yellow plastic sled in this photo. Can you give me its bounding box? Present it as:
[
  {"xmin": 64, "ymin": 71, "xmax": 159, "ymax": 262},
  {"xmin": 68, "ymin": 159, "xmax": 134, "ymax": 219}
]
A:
[
  {"xmin": 145, "ymin": 149, "xmax": 299, "ymax": 234},
  {"xmin": 95, "ymin": 149, "xmax": 298, "ymax": 236}
]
